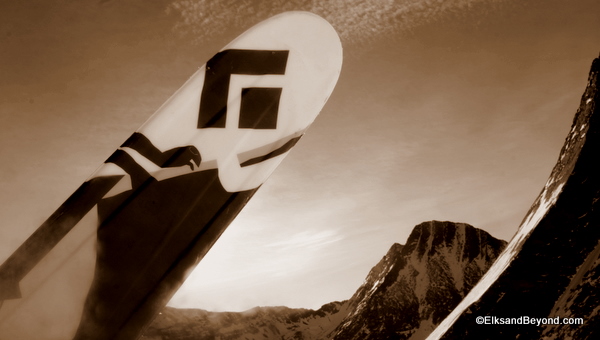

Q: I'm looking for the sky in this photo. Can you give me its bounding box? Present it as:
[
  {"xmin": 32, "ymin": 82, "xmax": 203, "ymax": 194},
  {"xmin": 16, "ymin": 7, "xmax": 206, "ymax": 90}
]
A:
[{"xmin": 0, "ymin": 0, "xmax": 599, "ymax": 312}]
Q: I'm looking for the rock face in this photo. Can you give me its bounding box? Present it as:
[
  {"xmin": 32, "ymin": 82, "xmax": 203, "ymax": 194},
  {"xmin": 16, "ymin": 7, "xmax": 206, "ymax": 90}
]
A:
[
  {"xmin": 428, "ymin": 58, "xmax": 600, "ymax": 340},
  {"xmin": 142, "ymin": 221, "xmax": 506, "ymax": 340},
  {"xmin": 331, "ymin": 221, "xmax": 506, "ymax": 340}
]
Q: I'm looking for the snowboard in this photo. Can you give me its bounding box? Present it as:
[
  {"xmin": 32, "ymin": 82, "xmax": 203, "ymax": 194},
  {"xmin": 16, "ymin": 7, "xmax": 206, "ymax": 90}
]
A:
[{"xmin": 0, "ymin": 11, "xmax": 342, "ymax": 340}]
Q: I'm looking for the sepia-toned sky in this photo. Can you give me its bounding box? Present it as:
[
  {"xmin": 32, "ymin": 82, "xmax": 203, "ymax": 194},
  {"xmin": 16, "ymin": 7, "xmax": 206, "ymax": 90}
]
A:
[{"xmin": 1, "ymin": 0, "xmax": 599, "ymax": 312}]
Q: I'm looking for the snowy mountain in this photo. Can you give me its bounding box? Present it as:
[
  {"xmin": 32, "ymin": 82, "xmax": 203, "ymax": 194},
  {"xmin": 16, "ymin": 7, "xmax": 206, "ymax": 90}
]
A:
[
  {"xmin": 428, "ymin": 57, "xmax": 600, "ymax": 339},
  {"xmin": 331, "ymin": 221, "xmax": 506, "ymax": 340},
  {"xmin": 141, "ymin": 221, "xmax": 506, "ymax": 340}
]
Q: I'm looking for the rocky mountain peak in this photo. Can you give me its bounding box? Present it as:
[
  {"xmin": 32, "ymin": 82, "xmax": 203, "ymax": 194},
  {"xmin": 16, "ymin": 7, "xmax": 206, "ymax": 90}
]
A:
[
  {"xmin": 406, "ymin": 221, "xmax": 504, "ymax": 263},
  {"xmin": 331, "ymin": 221, "xmax": 506, "ymax": 340}
]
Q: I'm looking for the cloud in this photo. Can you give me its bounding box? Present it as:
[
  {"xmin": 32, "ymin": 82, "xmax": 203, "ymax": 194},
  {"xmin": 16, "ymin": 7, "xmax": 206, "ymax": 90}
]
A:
[
  {"xmin": 167, "ymin": 0, "xmax": 507, "ymax": 45},
  {"xmin": 264, "ymin": 229, "xmax": 342, "ymax": 250}
]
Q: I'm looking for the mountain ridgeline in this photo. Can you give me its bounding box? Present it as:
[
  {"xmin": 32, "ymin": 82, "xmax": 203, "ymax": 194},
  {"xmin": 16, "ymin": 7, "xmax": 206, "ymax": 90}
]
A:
[
  {"xmin": 142, "ymin": 221, "xmax": 506, "ymax": 340},
  {"xmin": 427, "ymin": 58, "xmax": 600, "ymax": 340}
]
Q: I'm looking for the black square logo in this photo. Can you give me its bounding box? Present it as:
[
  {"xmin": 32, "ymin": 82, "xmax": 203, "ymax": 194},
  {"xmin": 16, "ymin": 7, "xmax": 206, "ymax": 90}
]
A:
[{"xmin": 239, "ymin": 87, "xmax": 282, "ymax": 129}]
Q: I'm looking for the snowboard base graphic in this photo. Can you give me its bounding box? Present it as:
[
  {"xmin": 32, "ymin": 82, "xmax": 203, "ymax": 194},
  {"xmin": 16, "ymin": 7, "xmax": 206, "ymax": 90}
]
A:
[{"xmin": 0, "ymin": 11, "xmax": 343, "ymax": 340}]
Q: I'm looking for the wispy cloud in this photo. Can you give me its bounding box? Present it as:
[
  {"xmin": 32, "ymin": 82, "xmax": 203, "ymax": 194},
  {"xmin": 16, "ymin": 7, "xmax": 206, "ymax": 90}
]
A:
[
  {"xmin": 167, "ymin": 0, "xmax": 506, "ymax": 44},
  {"xmin": 265, "ymin": 229, "xmax": 342, "ymax": 250}
]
